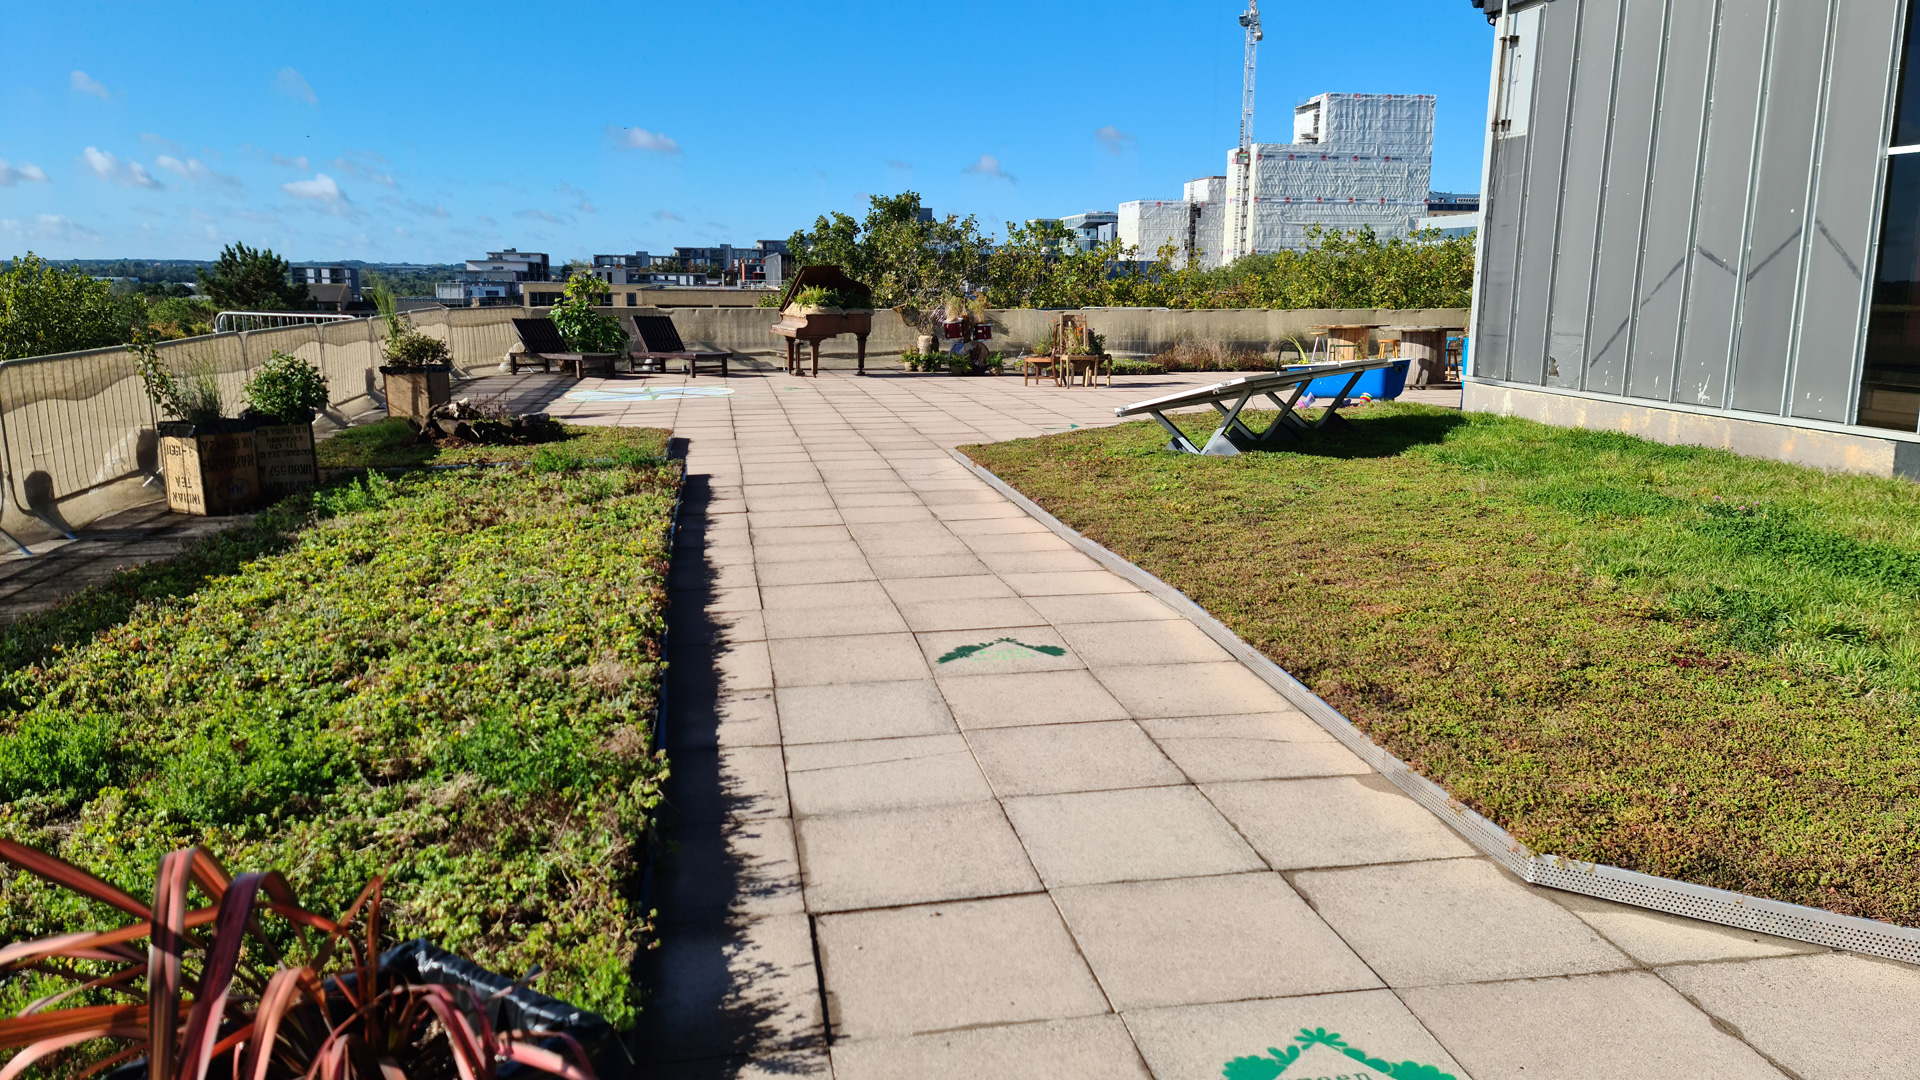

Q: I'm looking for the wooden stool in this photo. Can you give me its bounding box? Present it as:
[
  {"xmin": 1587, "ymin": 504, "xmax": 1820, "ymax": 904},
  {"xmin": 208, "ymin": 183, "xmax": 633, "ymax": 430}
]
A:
[{"xmin": 1022, "ymin": 356, "xmax": 1062, "ymax": 386}]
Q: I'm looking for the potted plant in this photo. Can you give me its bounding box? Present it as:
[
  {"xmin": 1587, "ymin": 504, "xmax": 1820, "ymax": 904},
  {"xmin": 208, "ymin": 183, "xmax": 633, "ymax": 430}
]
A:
[
  {"xmin": 243, "ymin": 349, "xmax": 330, "ymax": 500},
  {"xmin": 548, "ymin": 272, "xmax": 627, "ymax": 366},
  {"xmin": 0, "ymin": 840, "xmax": 613, "ymax": 1080},
  {"xmin": 132, "ymin": 338, "xmax": 259, "ymax": 516},
  {"xmin": 374, "ymin": 288, "xmax": 454, "ymax": 420}
]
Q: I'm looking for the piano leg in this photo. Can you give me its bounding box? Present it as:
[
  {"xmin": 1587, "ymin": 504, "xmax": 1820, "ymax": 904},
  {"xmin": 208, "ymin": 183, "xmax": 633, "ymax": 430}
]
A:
[
  {"xmin": 809, "ymin": 340, "xmax": 821, "ymax": 377},
  {"xmin": 857, "ymin": 333, "xmax": 869, "ymax": 375}
]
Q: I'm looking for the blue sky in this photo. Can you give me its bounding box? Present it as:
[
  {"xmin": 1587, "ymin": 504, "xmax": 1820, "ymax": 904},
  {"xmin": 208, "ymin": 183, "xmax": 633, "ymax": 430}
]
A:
[{"xmin": 0, "ymin": 0, "xmax": 1496, "ymax": 263}]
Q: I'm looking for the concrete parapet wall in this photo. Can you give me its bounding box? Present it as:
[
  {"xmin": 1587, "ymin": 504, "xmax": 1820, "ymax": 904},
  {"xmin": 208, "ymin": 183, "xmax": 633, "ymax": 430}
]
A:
[{"xmin": 1465, "ymin": 381, "xmax": 1920, "ymax": 480}]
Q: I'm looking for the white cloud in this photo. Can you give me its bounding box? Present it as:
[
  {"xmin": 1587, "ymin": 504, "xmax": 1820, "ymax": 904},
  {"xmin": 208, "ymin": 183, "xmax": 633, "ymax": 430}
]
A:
[
  {"xmin": 963, "ymin": 153, "xmax": 1016, "ymax": 183},
  {"xmin": 81, "ymin": 147, "xmax": 163, "ymax": 189},
  {"xmin": 273, "ymin": 153, "xmax": 309, "ymax": 170},
  {"xmin": 0, "ymin": 159, "xmax": 49, "ymax": 186},
  {"xmin": 281, "ymin": 173, "xmax": 357, "ymax": 217},
  {"xmin": 515, "ymin": 209, "xmax": 564, "ymax": 223},
  {"xmin": 330, "ymin": 150, "xmax": 395, "ymax": 186},
  {"xmin": 274, "ymin": 67, "xmax": 318, "ymax": 106},
  {"xmin": 1095, "ymin": 125, "xmax": 1136, "ymax": 154},
  {"xmin": 1, "ymin": 214, "xmax": 101, "ymax": 245},
  {"xmin": 653, "ymin": 209, "xmax": 685, "ymax": 223},
  {"xmin": 70, "ymin": 71, "xmax": 109, "ymax": 99},
  {"xmin": 607, "ymin": 125, "xmax": 681, "ymax": 154},
  {"xmin": 557, "ymin": 182, "xmax": 596, "ymax": 213},
  {"xmin": 156, "ymin": 155, "xmax": 242, "ymax": 190}
]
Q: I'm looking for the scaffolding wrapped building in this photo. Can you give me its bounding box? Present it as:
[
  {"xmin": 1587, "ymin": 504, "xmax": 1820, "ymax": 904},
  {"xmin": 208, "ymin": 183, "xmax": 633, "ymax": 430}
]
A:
[{"xmin": 1223, "ymin": 93, "xmax": 1435, "ymax": 257}]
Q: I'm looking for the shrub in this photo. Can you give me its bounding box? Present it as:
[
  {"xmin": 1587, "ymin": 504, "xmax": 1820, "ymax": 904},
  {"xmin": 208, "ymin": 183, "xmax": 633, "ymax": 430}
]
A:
[
  {"xmin": 130, "ymin": 337, "xmax": 229, "ymax": 426},
  {"xmin": 245, "ymin": 349, "xmax": 331, "ymax": 423},
  {"xmin": 0, "ymin": 252, "xmax": 143, "ymax": 360},
  {"xmin": 549, "ymin": 273, "xmax": 627, "ymax": 353},
  {"xmin": 381, "ymin": 330, "xmax": 452, "ymax": 371}
]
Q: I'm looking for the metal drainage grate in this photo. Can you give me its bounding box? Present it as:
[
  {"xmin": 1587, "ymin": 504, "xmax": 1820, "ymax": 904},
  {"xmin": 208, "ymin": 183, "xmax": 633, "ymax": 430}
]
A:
[{"xmin": 954, "ymin": 448, "xmax": 1920, "ymax": 968}]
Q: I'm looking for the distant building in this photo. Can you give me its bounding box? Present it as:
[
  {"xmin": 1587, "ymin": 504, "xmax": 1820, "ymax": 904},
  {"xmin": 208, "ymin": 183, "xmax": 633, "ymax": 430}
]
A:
[
  {"xmin": 591, "ymin": 242, "xmax": 789, "ymax": 289},
  {"xmin": 435, "ymin": 248, "xmax": 551, "ymax": 307},
  {"xmin": 295, "ymin": 266, "xmax": 360, "ymax": 311},
  {"xmin": 1120, "ymin": 177, "xmax": 1227, "ymax": 267}
]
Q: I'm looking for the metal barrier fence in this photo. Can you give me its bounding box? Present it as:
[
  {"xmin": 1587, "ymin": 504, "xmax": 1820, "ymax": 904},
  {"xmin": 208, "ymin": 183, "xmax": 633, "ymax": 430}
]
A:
[
  {"xmin": 0, "ymin": 308, "xmax": 520, "ymax": 551},
  {"xmin": 212, "ymin": 311, "xmax": 357, "ymax": 334}
]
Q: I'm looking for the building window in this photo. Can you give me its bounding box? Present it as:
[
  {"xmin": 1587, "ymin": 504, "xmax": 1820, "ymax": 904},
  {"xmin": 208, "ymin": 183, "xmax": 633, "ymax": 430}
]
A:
[
  {"xmin": 627, "ymin": 293, "xmax": 637, "ymax": 306},
  {"xmin": 1862, "ymin": 7, "xmax": 1920, "ymax": 430}
]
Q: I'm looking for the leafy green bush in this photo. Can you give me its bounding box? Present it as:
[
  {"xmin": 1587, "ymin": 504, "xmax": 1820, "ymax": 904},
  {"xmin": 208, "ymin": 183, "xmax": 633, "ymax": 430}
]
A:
[
  {"xmin": 144, "ymin": 295, "xmax": 216, "ymax": 339},
  {"xmin": 550, "ymin": 272, "xmax": 627, "ymax": 352},
  {"xmin": 788, "ymin": 286, "xmax": 869, "ymax": 310},
  {"xmin": 0, "ymin": 252, "xmax": 144, "ymax": 360},
  {"xmin": 0, "ymin": 430, "xmax": 677, "ymax": 1027},
  {"xmin": 245, "ymin": 349, "xmax": 330, "ymax": 423},
  {"xmin": 1110, "ymin": 359, "xmax": 1164, "ymax": 376}
]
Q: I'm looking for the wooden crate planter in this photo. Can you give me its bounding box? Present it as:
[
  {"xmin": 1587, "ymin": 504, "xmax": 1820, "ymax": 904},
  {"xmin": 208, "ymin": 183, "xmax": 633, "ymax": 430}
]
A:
[
  {"xmin": 382, "ymin": 364, "xmax": 453, "ymax": 420},
  {"xmin": 159, "ymin": 422, "xmax": 260, "ymax": 516},
  {"xmin": 253, "ymin": 414, "xmax": 318, "ymax": 500}
]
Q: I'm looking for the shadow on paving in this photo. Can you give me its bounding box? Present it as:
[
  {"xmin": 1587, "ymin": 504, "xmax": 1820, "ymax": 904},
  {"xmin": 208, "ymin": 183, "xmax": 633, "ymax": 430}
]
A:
[{"xmin": 630, "ymin": 466, "xmax": 821, "ymax": 1079}]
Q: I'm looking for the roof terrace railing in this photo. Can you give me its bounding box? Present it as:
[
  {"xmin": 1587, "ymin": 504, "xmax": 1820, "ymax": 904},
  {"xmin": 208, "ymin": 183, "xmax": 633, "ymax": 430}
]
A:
[{"xmin": 212, "ymin": 311, "xmax": 357, "ymax": 334}]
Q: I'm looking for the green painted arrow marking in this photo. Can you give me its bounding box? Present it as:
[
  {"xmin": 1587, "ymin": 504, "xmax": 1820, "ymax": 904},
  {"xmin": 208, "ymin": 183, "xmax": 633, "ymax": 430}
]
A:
[{"xmin": 935, "ymin": 636, "xmax": 1068, "ymax": 664}]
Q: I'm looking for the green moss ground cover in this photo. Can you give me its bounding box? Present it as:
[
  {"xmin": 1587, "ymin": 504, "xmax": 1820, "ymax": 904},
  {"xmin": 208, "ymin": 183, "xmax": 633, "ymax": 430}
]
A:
[
  {"xmin": 965, "ymin": 405, "xmax": 1920, "ymax": 925},
  {"xmin": 0, "ymin": 425, "xmax": 677, "ymax": 1026},
  {"xmin": 316, "ymin": 417, "xmax": 660, "ymax": 470}
]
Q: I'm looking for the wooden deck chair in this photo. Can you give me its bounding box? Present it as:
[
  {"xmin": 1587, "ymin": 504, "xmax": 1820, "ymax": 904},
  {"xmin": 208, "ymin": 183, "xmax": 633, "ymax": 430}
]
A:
[
  {"xmin": 629, "ymin": 315, "xmax": 729, "ymax": 377},
  {"xmin": 510, "ymin": 317, "xmax": 616, "ymax": 378}
]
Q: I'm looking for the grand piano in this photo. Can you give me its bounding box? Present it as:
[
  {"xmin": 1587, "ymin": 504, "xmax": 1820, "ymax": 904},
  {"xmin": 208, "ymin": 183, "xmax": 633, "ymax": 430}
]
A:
[{"xmin": 769, "ymin": 265, "xmax": 875, "ymax": 376}]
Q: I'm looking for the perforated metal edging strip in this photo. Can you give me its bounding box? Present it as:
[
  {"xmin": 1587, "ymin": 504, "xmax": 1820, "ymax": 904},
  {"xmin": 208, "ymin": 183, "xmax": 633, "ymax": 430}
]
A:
[
  {"xmin": 635, "ymin": 455, "xmax": 687, "ymax": 919},
  {"xmin": 949, "ymin": 447, "xmax": 1920, "ymax": 967}
]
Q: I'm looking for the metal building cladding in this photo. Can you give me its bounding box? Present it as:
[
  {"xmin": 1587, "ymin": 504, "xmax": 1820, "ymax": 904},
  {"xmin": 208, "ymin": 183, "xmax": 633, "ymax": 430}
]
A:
[{"xmin": 1468, "ymin": 0, "xmax": 1920, "ymax": 471}]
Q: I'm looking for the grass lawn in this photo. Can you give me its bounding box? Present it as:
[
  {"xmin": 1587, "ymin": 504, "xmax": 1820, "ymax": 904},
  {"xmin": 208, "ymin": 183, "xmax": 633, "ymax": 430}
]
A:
[
  {"xmin": 0, "ymin": 425, "xmax": 677, "ymax": 1027},
  {"xmin": 964, "ymin": 404, "xmax": 1920, "ymax": 926}
]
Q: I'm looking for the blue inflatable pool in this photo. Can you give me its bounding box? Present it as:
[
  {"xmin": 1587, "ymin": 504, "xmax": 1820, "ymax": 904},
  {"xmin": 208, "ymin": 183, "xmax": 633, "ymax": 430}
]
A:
[{"xmin": 1287, "ymin": 360, "xmax": 1409, "ymax": 401}]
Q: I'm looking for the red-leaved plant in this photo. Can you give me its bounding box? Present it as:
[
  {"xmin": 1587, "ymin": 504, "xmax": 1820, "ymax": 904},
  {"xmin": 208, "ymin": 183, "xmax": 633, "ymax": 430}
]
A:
[{"xmin": 0, "ymin": 841, "xmax": 596, "ymax": 1080}]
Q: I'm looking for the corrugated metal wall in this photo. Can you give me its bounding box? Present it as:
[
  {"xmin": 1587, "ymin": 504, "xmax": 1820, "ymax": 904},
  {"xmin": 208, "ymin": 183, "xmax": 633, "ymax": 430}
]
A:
[{"xmin": 1473, "ymin": 0, "xmax": 1907, "ymax": 427}]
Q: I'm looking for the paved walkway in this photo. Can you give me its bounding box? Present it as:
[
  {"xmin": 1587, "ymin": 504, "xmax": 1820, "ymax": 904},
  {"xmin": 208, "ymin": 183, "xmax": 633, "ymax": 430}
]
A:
[{"xmin": 544, "ymin": 369, "xmax": 1917, "ymax": 1080}]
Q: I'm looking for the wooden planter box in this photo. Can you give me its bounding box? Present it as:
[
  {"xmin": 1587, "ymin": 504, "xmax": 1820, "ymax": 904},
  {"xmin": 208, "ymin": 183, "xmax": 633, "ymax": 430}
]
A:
[
  {"xmin": 382, "ymin": 365, "xmax": 453, "ymax": 420},
  {"xmin": 159, "ymin": 422, "xmax": 259, "ymax": 516},
  {"xmin": 253, "ymin": 416, "xmax": 318, "ymax": 500}
]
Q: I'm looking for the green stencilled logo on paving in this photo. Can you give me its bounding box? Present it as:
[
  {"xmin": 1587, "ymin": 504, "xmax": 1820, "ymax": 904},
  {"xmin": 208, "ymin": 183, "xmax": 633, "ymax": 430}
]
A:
[
  {"xmin": 1224, "ymin": 1029, "xmax": 1456, "ymax": 1080},
  {"xmin": 935, "ymin": 636, "xmax": 1068, "ymax": 664}
]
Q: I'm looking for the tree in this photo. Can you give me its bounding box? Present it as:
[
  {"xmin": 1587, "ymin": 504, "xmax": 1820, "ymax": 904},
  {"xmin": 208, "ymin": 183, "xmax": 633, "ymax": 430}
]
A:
[
  {"xmin": 197, "ymin": 243, "xmax": 309, "ymax": 311},
  {"xmin": 786, "ymin": 192, "xmax": 990, "ymax": 310},
  {"xmin": 548, "ymin": 271, "xmax": 626, "ymax": 352},
  {"xmin": 0, "ymin": 252, "xmax": 144, "ymax": 360}
]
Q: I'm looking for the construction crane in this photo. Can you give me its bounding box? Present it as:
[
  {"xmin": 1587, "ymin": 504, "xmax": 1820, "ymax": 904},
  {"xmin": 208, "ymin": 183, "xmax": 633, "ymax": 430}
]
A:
[{"xmin": 1232, "ymin": 1, "xmax": 1263, "ymax": 259}]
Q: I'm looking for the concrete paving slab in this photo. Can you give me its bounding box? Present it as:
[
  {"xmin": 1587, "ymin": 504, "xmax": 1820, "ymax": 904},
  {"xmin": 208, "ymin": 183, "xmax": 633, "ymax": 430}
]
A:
[
  {"xmin": 759, "ymin": 580, "xmax": 892, "ymax": 611},
  {"xmin": 1095, "ymin": 661, "xmax": 1295, "ymax": 718},
  {"xmin": 671, "ymin": 689, "xmax": 782, "ymax": 750},
  {"xmin": 663, "ymin": 746, "xmax": 792, "ymax": 823},
  {"xmin": 936, "ymin": 669, "xmax": 1132, "ymax": 729},
  {"xmin": 751, "ymin": 539, "xmax": 865, "ymax": 564},
  {"xmin": 657, "ymin": 817, "xmax": 805, "ymax": 926},
  {"xmin": 762, "ymin": 603, "xmax": 910, "ymax": 640},
  {"xmin": 1205, "ymin": 775, "xmax": 1477, "ymax": 868},
  {"xmin": 866, "ymin": 554, "xmax": 993, "ymax": 579},
  {"xmin": 1055, "ymin": 873, "xmax": 1379, "ymax": 1010},
  {"xmin": 815, "ymin": 895, "xmax": 1108, "ymax": 1040},
  {"xmin": 830, "ymin": 1016, "xmax": 1150, "ymax": 1080},
  {"xmin": 1000, "ymin": 570, "xmax": 1141, "ymax": 596},
  {"xmin": 919, "ymin": 625, "xmax": 1082, "ymax": 676},
  {"xmin": 896, "ymin": 596, "xmax": 1047, "ymax": 632},
  {"xmin": 959, "ymin": 530, "xmax": 1078, "ymax": 553},
  {"xmin": 1549, "ymin": 891, "xmax": 1822, "ymax": 966},
  {"xmin": 768, "ymin": 632, "xmax": 931, "ymax": 686},
  {"xmin": 753, "ymin": 558, "xmax": 877, "ymax": 586},
  {"xmin": 880, "ymin": 574, "xmax": 1016, "ymax": 603},
  {"xmin": 1657, "ymin": 953, "xmax": 1920, "ymax": 1080},
  {"xmin": 637, "ymin": 913, "xmax": 823, "ymax": 1064},
  {"xmin": 1004, "ymin": 786, "xmax": 1265, "ymax": 887},
  {"xmin": 1294, "ymin": 858, "xmax": 1631, "ymax": 986},
  {"xmin": 1023, "ymin": 591, "xmax": 1184, "ymax": 624},
  {"xmin": 746, "ymin": 524, "xmax": 854, "ymax": 547},
  {"xmin": 668, "ymin": 639, "xmax": 773, "ymax": 694},
  {"xmin": 796, "ymin": 801, "xmax": 1040, "ymax": 912},
  {"xmin": 745, "ymin": 509, "xmax": 844, "ymax": 529},
  {"xmin": 647, "ymin": 1049, "xmax": 831, "ymax": 1080},
  {"xmin": 1057, "ymin": 619, "xmax": 1235, "ymax": 666},
  {"xmin": 774, "ymin": 680, "xmax": 958, "ymax": 743},
  {"xmin": 1402, "ymin": 971, "xmax": 1790, "ymax": 1080},
  {"xmin": 969, "ymin": 720, "xmax": 1185, "ymax": 796},
  {"xmin": 1122, "ymin": 989, "xmax": 1469, "ymax": 1080},
  {"xmin": 785, "ymin": 733, "xmax": 994, "ymax": 816}
]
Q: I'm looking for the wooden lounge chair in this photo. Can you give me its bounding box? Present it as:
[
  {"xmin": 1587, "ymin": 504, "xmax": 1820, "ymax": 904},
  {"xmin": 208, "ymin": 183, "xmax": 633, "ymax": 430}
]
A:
[
  {"xmin": 510, "ymin": 317, "xmax": 617, "ymax": 378},
  {"xmin": 628, "ymin": 315, "xmax": 729, "ymax": 377}
]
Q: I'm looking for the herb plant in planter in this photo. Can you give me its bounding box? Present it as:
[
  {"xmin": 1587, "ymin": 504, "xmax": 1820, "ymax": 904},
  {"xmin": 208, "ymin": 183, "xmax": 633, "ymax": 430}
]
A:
[
  {"xmin": 132, "ymin": 338, "xmax": 259, "ymax": 516},
  {"xmin": 375, "ymin": 288, "xmax": 455, "ymax": 421},
  {"xmin": 243, "ymin": 349, "xmax": 330, "ymax": 500}
]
